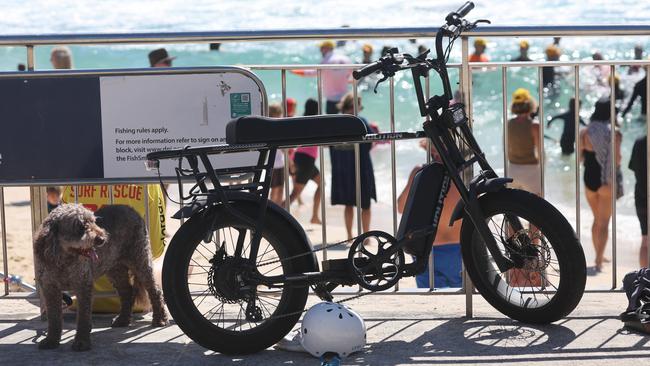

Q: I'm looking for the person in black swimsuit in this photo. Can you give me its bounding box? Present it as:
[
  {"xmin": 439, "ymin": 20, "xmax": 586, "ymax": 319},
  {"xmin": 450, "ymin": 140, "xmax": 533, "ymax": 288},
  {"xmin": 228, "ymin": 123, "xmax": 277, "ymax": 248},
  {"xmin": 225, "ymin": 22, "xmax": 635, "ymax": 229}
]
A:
[
  {"xmin": 547, "ymin": 98, "xmax": 586, "ymax": 155},
  {"xmin": 580, "ymin": 97, "xmax": 623, "ymax": 273},
  {"xmin": 629, "ymin": 135, "xmax": 649, "ymax": 267}
]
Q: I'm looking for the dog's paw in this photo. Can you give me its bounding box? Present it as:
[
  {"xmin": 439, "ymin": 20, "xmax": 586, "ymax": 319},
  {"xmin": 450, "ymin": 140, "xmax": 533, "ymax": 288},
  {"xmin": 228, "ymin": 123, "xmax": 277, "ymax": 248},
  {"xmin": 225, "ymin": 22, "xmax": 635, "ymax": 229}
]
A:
[
  {"xmin": 38, "ymin": 337, "xmax": 60, "ymax": 350},
  {"xmin": 71, "ymin": 337, "xmax": 92, "ymax": 352},
  {"xmin": 151, "ymin": 314, "xmax": 169, "ymax": 327},
  {"xmin": 111, "ymin": 315, "xmax": 131, "ymax": 328}
]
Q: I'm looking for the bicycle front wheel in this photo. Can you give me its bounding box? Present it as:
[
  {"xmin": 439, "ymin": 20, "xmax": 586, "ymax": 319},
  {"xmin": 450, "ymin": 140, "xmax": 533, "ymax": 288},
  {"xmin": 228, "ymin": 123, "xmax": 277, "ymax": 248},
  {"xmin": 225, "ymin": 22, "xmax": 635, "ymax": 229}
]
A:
[{"xmin": 461, "ymin": 188, "xmax": 586, "ymax": 323}]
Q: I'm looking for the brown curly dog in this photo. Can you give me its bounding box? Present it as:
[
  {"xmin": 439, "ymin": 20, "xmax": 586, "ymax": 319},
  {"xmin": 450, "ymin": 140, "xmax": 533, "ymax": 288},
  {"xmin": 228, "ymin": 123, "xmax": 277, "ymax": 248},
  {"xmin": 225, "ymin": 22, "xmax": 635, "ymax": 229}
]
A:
[{"xmin": 34, "ymin": 204, "xmax": 168, "ymax": 351}]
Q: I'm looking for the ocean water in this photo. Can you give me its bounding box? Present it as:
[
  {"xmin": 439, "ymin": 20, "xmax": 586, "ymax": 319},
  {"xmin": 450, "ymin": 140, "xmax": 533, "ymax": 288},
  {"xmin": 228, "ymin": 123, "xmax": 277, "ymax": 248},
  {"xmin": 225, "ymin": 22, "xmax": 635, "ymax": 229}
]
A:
[{"xmin": 1, "ymin": 0, "xmax": 650, "ymax": 273}]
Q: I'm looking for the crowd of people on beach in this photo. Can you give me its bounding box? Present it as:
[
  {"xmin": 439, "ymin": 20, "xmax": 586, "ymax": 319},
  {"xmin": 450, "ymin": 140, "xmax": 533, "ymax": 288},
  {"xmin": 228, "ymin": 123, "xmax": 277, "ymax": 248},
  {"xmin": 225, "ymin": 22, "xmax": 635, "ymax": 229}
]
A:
[{"xmin": 36, "ymin": 35, "xmax": 650, "ymax": 289}]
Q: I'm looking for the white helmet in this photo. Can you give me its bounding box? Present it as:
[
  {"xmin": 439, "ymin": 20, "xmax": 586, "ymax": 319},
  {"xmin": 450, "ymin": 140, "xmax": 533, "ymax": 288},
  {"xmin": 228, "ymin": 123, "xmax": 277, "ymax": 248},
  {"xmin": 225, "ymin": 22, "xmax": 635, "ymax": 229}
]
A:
[{"xmin": 300, "ymin": 302, "xmax": 366, "ymax": 358}]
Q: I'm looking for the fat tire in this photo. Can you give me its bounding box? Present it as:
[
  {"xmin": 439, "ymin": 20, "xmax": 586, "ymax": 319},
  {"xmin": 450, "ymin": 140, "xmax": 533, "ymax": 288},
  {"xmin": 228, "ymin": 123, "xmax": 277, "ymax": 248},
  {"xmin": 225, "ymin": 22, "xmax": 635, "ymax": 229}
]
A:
[
  {"xmin": 461, "ymin": 188, "xmax": 586, "ymax": 323},
  {"xmin": 162, "ymin": 201, "xmax": 311, "ymax": 354}
]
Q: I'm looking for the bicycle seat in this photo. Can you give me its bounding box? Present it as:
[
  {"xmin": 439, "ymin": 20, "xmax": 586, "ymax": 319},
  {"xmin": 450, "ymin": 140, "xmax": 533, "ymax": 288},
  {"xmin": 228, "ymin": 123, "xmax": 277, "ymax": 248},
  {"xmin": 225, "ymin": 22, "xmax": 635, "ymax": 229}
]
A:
[{"xmin": 225, "ymin": 114, "xmax": 368, "ymax": 145}]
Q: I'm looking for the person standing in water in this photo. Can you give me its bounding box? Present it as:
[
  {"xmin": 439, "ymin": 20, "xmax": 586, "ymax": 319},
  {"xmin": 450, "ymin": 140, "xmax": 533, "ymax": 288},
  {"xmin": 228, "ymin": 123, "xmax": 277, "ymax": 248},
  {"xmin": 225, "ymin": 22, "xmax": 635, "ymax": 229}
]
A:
[
  {"xmin": 547, "ymin": 98, "xmax": 586, "ymax": 155},
  {"xmin": 469, "ymin": 38, "xmax": 489, "ymax": 62},
  {"xmin": 512, "ymin": 40, "xmax": 532, "ymax": 62},
  {"xmin": 291, "ymin": 40, "xmax": 351, "ymax": 114}
]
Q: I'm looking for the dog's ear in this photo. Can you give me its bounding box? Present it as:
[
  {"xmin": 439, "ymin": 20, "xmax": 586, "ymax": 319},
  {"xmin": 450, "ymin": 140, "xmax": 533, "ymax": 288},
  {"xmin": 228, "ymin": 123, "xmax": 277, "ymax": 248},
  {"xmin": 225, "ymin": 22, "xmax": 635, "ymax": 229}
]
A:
[{"xmin": 35, "ymin": 221, "xmax": 59, "ymax": 258}]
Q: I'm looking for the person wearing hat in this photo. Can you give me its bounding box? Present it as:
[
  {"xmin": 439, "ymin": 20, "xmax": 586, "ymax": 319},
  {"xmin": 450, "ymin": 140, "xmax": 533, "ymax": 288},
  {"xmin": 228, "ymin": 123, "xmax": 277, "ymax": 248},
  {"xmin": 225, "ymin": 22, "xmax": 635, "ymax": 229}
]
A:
[
  {"xmin": 579, "ymin": 96, "xmax": 623, "ymax": 273},
  {"xmin": 148, "ymin": 48, "xmax": 176, "ymax": 67},
  {"xmin": 506, "ymin": 88, "xmax": 543, "ymax": 286},
  {"xmin": 507, "ymin": 88, "xmax": 541, "ymax": 196},
  {"xmin": 361, "ymin": 44, "xmax": 373, "ymax": 64},
  {"xmin": 542, "ymin": 44, "xmax": 561, "ymax": 86},
  {"xmin": 291, "ymin": 40, "xmax": 351, "ymax": 114},
  {"xmin": 512, "ymin": 40, "xmax": 532, "ymax": 62},
  {"xmin": 469, "ymin": 38, "xmax": 489, "ymax": 62}
]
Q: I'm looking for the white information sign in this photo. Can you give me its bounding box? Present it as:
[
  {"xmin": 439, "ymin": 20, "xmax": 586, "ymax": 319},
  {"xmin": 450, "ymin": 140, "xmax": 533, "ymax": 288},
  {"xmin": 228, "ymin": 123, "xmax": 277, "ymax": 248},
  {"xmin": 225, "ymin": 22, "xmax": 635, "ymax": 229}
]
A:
[{"xmin": 100, "ymin": 72, "xmax": 263, "ymax": 179}]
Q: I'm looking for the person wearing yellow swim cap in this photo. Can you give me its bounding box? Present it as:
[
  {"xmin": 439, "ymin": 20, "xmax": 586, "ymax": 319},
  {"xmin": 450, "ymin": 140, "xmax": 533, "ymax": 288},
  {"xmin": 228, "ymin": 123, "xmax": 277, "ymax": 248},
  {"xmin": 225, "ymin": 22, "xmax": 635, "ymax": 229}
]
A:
[
  {"xmin": 512, "ymin": 40, "xmax": 532, "ymax": 62},
  {"xmin": 543, "ymin": 44, "xmax": 562, "ymax": 86},
  {"xmin": 506, "ymin": 87, "xmax": 542, "ymax": 286},
  {"xmin": 470, "ymin": 38, "xmax": 489, "ymax": 62}
]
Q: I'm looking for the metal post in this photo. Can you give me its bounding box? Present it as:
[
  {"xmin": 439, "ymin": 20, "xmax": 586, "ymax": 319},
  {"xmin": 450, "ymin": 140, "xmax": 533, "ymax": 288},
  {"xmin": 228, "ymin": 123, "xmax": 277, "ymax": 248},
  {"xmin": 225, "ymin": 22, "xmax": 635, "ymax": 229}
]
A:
[
  {"xmin": 502, "ymin": 66, "xmax": 509, "ymax": 177},
  {"xmin": 317, "ymin": 70, "xmax": 327, "ymax": 260},
  {"xmin": 574, "ymin": 66, "xmax": 581, "ymax": 241},
  {"xmin": 390, "ymin": 76, "xmax": 397, "ymax": 236},
  {"xmin": 389, "ymin": 76, "xmax": 399, "ymax": 291},
  {"xmin": 537, "ymin": 67, "xmax": 545, "ymax": 198},
  {"xmin": 27, "ymin": 45, "xmax": 35, "ymax": 71},
  {"xmin": 425, "ymin": 75, "xmax": 432, "ymax": 165},
  {"xmin": 425, "ymin": 68, "xmax": 433, "ymax": 291},
  {"xmin": 646, "ymin": 64, "xmax": 650, "ymax": 268},
  {"xmin": 281, "ymin": 69, "xmax": 291, "ymax": 212},
  {"xmin": 109, "ymin": 185, "xmax": 114, "ymax": 204},
  {"xmin": 461, "ymin": 36, "xmax": 473, "ymax": 317},
  {"xmin": 609, "ymin": 65, "xmax": 617, "ymax": 289},
  {"xmin": 353, "ymin": 78, "xmax": 362, "ymax": 237},
  {"xmin": 1, "ymin": 187, "xmax": 8, "ymax": 295}
]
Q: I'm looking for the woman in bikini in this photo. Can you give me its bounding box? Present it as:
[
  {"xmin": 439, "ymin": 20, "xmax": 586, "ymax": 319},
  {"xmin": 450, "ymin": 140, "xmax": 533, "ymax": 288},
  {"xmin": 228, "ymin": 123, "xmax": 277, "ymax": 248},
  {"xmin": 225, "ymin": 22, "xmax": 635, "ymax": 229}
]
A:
[{"xmin": 580, "ymin": 97, "xmax": 623, "ymax": 273}]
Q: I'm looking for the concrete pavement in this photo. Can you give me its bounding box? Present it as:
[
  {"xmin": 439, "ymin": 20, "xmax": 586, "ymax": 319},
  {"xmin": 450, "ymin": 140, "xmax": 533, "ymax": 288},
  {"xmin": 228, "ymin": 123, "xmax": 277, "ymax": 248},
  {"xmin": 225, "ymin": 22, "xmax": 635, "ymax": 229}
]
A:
[{"xmin": 1, "ymin": 292, "xmax": 649, "ymax": 365}]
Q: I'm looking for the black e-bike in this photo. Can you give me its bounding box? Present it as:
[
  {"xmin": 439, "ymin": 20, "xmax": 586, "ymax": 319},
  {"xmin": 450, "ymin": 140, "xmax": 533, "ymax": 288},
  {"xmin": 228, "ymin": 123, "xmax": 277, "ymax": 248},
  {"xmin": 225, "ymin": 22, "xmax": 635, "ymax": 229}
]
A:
[{"xmin": 146, "ymin": 2, "xmax": 586, "ymax": 355}]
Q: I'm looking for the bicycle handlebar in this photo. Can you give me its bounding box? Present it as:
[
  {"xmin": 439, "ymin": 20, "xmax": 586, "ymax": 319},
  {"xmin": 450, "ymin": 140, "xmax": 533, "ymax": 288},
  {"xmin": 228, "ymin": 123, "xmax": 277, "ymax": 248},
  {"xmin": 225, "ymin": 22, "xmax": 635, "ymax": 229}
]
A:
[
  {"xmin": 456, "ymin": 2, "xmax": 475, "ymax": 18},
  {"xmin": 352, "ymin": 60, "xmax": 383, "ymax": 80}
]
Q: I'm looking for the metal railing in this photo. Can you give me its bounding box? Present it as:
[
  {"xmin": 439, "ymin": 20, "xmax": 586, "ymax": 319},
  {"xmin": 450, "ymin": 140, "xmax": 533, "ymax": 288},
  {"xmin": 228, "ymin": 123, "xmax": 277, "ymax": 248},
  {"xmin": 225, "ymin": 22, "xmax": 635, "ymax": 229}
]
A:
[{"xmin": 1, "ymin": 26, "xmax": 650, "ymax": 319}]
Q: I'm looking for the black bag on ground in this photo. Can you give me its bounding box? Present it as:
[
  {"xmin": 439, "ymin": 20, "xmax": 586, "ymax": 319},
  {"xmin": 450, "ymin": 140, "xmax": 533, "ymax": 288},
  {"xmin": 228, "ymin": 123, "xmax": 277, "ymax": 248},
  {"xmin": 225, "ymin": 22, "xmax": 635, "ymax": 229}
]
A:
[{"xmin": 621, "ymin": 268, "xmax": 650, "ymax": 323}]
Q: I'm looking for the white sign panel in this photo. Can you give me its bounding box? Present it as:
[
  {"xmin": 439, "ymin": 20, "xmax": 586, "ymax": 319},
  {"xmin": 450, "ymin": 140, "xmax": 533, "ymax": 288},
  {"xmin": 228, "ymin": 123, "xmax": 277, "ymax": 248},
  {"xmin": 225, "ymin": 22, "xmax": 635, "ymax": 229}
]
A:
[{"xmin": 100, "ymin": 72, "xmax": 263, "ymax": 179}]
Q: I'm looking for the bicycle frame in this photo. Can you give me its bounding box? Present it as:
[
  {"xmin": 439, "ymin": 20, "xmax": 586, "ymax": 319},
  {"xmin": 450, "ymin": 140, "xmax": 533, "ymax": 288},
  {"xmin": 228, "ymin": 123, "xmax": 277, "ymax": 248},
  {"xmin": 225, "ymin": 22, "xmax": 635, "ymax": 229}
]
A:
[{"xmin": 146, "ymin": 7, "xmax": 521, "ymax": 290}]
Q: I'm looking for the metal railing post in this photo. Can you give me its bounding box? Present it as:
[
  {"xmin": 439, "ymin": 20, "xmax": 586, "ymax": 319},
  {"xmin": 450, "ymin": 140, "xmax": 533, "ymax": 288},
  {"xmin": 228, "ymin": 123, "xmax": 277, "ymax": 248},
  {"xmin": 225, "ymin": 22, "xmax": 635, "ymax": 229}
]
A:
[
  {"xmin": 425, "ymin": 73, "xmax": 434, "ymax": 291},
  {"xmin": 610, "ymin": 66, "xmax": 617, "ymax": 289},
  {"xmin": 26, "ymin": 45, "xmax": 35, "ymax": 71},
  {"xmin": 281, "ymin": 69, "xmax": 291, "ymax": 212},
  {"xmin": 353, "ymin": 78, "xmax": 362, "ymax": 237},
  {"xmin": 317, "ymin": 70, "xmax": 328, "ymax": 260},
  {"xmin": 574, "ymin": 66, "xmax": 581, "ymax": 241},
  {"xmin": 502, "ymin": 66, "xmax": 509, "ymax": 177},
  {"xmin": 537, "ymin": 67, "xmax": 545, "ymax": 198},
  {"xmin": 646, "ymin": 65, "xmax": 650, "ymax": 268},
  {"xmin": 389, "ymin": 76, "xmax": 399, "ymax": 291},
  {"xmin": 1, "ymin": 187, "xmax": 8, "ymax": 295},
  {"xmin": 461, "ymin": 36, "xmax": 473, "ymax": 318}
]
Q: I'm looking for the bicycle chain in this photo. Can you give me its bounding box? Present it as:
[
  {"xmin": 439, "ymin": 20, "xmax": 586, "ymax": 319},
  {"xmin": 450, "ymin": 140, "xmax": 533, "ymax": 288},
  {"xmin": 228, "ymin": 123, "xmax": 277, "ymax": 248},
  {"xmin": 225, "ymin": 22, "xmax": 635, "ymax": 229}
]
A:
[
  {"xmin": 251, "ymin": 234, "xmax": 375, "ymax": 321},
  {"xmin": 256, "ymin": 235, "xmax": 360, "ymax": 268}
]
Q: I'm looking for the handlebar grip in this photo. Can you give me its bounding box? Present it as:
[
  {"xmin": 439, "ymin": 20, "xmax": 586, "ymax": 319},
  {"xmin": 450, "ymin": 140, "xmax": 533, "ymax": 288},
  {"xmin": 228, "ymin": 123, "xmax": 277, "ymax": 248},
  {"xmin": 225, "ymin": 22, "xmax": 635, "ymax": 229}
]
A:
[
  {"xmin": 456, "ymin": 1, "xmax": 474, "ymax": 17},
  {"xmin": 352, "ymin": 60, "xmax": 383, "ymax": 80}
]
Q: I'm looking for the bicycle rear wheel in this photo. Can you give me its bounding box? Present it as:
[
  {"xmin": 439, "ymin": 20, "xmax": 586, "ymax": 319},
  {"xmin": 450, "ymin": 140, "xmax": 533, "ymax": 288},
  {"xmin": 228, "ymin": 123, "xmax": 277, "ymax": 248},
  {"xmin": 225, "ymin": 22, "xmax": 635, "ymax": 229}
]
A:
[
  {"xmin": 163, "ymin": 201, "xmax": 311, "ymax": 354},
  {"xmin": 461, "ymin": 189, "xmax": 586, "ymax": 323}
]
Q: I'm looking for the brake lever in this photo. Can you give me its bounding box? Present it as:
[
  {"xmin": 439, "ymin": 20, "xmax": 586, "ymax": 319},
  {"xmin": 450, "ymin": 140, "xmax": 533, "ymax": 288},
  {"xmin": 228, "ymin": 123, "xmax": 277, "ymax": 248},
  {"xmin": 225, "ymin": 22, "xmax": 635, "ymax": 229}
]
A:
[
  {"xmin": 470, "ymin": 19, "xmax": 491, "ymax": 28},
  {"xmin": 373, "ymin": 74, "xmax": 389, "ymax": 94}
]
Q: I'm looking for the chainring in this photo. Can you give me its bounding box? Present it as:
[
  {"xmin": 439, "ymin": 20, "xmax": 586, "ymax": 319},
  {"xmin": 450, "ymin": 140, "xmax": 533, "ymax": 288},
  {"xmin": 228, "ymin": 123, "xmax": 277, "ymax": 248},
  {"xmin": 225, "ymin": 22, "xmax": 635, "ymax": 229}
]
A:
[{"xmin": 348, "ymin": 231, "xmax": 405, "ymax": 291}]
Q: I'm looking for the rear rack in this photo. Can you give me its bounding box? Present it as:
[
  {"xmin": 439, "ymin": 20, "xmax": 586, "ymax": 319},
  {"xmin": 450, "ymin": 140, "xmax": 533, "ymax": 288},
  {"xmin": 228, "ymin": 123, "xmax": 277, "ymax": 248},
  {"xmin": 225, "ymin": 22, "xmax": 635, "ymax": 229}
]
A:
[{"xmin": 146, "ymin": 131, "xmax": 427, "ymax": 205}]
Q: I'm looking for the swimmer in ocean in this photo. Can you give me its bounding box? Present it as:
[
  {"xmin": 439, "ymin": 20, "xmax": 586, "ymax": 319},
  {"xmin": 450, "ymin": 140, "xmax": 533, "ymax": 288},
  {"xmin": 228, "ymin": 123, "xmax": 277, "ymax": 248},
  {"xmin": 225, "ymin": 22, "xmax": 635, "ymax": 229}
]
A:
[{"xmin": 547, "ymin": 98, "xmax": 586, "ymax": 155}]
